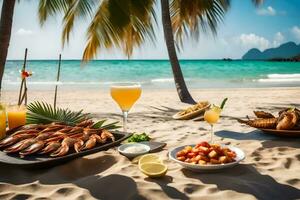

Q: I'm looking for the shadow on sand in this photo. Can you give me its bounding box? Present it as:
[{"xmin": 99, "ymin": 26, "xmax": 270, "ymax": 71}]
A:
[
  {"xmin": 145, "ymin": 175, "xmax": 189, "ymax": 200},
  {"xmin": 182, "ymin": 164, "xmax": 300, "ymax": 200},
  {"xmin": 75, "ymin": 174, "xmax": 146, "ymax": 200},
  {"xmin": 0, "ymin": 155, "xmax": 147, "ymax": 199},
  {"xmin": 215, "ymin": 130, "xmax": 300, "ymax": 148}
]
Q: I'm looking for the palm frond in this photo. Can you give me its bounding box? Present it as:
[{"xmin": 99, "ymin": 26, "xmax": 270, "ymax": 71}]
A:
[
  {"xmin": 38, "ymin": 0, "xmax": 70, "ymax": 26},
  {"xmin": 170, "ymin": 0, "xmax": 230, "ymax": 49},
  {"xmin": 26, "ymin": 101, "xmax": 90, "ymax": 126},
  {"xmin": 82, "ymin": 0, "xmax": 156, "ymax": 61},
  {"xmin": 92, "ymin": 120, "xmax": 121, "ymax": 130},
  {"xmin": 62, "ymin": 0, "xmax": 95, "ymax": 47}
]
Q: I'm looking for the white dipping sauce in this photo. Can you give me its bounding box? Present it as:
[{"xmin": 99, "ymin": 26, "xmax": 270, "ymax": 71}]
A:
[{"xmin": 123, "ymin": 145, "xmax": 147, "ymax": 153}]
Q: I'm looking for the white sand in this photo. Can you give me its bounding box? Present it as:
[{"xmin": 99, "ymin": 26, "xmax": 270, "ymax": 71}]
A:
[{"xmin": 0, "ymin": 87, "xmax": 300, "ymax": 200}]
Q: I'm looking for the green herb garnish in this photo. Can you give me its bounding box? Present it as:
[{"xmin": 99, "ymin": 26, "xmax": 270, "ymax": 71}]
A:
[{"xmin": 127, "ymin": 133, "xmax": 151, "ymax": 143}]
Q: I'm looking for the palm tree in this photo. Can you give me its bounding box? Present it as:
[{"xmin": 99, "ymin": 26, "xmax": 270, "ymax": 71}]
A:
[
  {"xmin": 161, "ymin": 0, "xmax": 195, "ymax": 104},
  {"xmin": 0, "ymin": 0, "xmax": 263, "ymax": 100},
  {"xmin": 0, "ymin": 0, "xmax": 16, "ymax": 92},
  {"xmin": 38, "ymin": 0, "xmax": 231, "ymax": 104},
  {"xmin": 161, "ymin": 0, "xmax": 230, "ymax": 103}
]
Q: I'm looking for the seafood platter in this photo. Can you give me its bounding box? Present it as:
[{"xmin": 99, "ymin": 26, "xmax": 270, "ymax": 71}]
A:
[
  {"xmin": 0, "ymin": 102, "xmax": 131, "ymax": 167},
  {"xmin": 238, "ymin": 108, "xmax": 300, "ymax": 137}
]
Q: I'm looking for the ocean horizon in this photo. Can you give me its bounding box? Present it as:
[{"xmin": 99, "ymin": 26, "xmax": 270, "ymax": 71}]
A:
[{"xmin": 3, "ymin": 60, "xmax": 300, "ymax": 90}]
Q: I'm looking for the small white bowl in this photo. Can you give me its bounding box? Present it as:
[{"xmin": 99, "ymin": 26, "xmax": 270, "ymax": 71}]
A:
[{"xmin": 118, "ymin": 143, "xmax": 150, "ymax": 158}]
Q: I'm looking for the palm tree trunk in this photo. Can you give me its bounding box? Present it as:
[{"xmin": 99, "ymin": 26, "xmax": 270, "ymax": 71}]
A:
[
  {"xmin": 161, "ymin": 0, "xmax": 196, "ymax": 104},
  {"xmin": 0, "ymin": 0, "xmax": 16, "ymax": 92}
]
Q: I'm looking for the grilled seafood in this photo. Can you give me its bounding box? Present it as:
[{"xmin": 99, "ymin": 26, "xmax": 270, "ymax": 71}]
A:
[
  {"xmin": 253, "ymin": 111, "xmax": 275, "ymax": 119},
  {"xmin": 0, "ymin": 120, "xmax": 116, "ymax": 157},
  {"xmin": 39, "ymin": 141, "xmax": 61, "ymax": 154},
  {"xmin": 0, "ymin": 132, "xmax": 37, "ymax": 148},
  {"xmin": 277, "ymin": 111, "xmax": 298, "ymax": 130},
  {"xmin": 238, "ymin": 118, "xmax": 277, "ymax": 129},
  {"xmin": 239, "ymin": 108, "xmax": 300, "ymax": 130},
  {"xmin": 51, "ymin": 137, "xmax": 78, "ymax": 157}
]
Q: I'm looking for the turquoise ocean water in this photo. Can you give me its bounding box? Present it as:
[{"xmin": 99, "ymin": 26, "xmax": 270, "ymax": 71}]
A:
[{"xmin": 3, "ymin": 60, "xmax": 300, "ymax": 90}]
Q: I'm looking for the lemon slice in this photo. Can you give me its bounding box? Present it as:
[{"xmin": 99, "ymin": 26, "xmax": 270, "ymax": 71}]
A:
[
  {"xmin": 212, "ymin": 105, "xmax": 222, "ymax": 113},
  {"xmin": 139, "ymin": 162, "xmax": 168, "ymax": 178},
  {"xmin": 138, "ymin": 154, "xmax": 162, "ymax": 166}
]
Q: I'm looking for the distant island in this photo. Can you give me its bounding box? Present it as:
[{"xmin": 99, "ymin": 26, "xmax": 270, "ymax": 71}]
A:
[{"xmin": 242, "ymin": 41, "xmax": 300, "ymax": 61}]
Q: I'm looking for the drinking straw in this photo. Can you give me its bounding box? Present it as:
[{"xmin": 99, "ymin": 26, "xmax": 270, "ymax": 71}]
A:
[{"xmin": 54, "ymin": 54, "xmax": 61, "ymax": 109}]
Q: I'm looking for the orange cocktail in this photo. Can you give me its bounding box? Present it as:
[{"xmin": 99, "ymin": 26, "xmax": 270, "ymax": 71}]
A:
[
  {"xmin": 111, "ymin": 85, "xmax": 141, "ymax": 111},
  {"xmin": 110, "ymin": 83, "xmax": 141, "ymax": 132},
  {"xmin": 204, "ymin": 106, "xmax": 221, "ymax": 125},
  {"xmin": 204, "ymin": 98, "xmax": 228, "ymax": 143},
  {"xmin": 7, "ymin": 105, "xmax": 26, "ymax": 129},
  {"xmin": 0, "ymin": 104, "xmax": 6, "ymax": 139}
]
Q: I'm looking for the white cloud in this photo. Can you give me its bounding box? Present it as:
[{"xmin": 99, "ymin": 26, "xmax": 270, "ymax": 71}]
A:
[
  {"xmin": 15, "ymin": 28, "xmax": 34, "ymax": 36},
  {"xmin": 256, "ymin": 6, "xmax": 276, "ymax": 16},
  {"xmin": 291, "ymin": 26, "xmax": 300, "ymax": 41},
  {"xmin": 273, "ymin": 32, "xmax": 285, "ymax": 47},
  {"xmin": 236, "ymin": 33, "xmax": 270, "ymax": 51}
]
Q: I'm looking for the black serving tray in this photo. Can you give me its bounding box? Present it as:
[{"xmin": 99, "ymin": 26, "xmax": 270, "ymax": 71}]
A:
[{"xmin": 0, "ymin": 131, "xmax": 132, "ymax": 168}]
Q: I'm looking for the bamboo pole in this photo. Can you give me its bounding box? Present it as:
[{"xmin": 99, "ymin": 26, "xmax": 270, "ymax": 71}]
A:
[
  {"xmin": 54, "ymin": 54, "xmax": 61, "ymax": 109},
  {"xmin": 18, "ymin": 48, "xmax": 27, "ymax": 105}
]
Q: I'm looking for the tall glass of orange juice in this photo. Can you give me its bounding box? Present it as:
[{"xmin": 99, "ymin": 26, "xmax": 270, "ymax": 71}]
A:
[
  {"xmin": 110, "ymin": 83, "xmax": 141, "ymax": 132},
  {"xmin": 7, "ymin": 105, "xmax": 26, "ymax": 129},
  {"xmin": 0, "ymin": 104, "xmax": 6, "ymax": 139}
]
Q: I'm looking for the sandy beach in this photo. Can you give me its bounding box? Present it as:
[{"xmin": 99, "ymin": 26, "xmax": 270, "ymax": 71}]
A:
[{"xmin": 0, "ymin": 87, "xmax": 300, "ymax": 200}]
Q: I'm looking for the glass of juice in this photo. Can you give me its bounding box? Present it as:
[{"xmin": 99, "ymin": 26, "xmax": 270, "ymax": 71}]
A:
[
  {"xmin": 110, "ymin": 83, "xmax": 142, "ymax": 132},
  {"xmin": 7, "ymin": 105, "xmax": 26, "ymax": 129},
  {"xmin": 204, "ymin": 105, "xmax": 221, "ymax": 143},
  {"xmin": 0, "ymin": 103, "xmax": 6, "ymax": 139}
]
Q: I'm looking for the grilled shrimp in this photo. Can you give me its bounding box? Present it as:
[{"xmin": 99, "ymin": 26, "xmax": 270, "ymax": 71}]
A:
[
  {"xmin": 277, "ymin": 111, "xmax": 298, "ymax": 130},
  {"xmin": 253, "ymin": 111, "xmax": 275, "ymax": 119},
  {"xmin": 238, "ymin": 118, "xmax": 277, "ymax": 129}
]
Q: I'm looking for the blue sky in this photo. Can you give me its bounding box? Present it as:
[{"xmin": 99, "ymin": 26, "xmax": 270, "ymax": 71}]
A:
[{"xmin": 2, "ymin": 0, "xmax": 300, "ymax": 60}]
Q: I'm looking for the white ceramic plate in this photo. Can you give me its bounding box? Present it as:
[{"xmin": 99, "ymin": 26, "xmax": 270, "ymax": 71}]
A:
[
  {"xmin": 172, "ymin": 103, "xmax": 210, "ymax": 120},
  {"xmin": 169, "ymin": 145, "xmax": 245, "ymax": 171},
  {"xmin": 118, "ymin": 143, "xmax": 150, "ymax": 158}
]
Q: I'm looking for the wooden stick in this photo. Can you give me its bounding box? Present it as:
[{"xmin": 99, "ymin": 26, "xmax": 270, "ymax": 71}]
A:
[
  {"xmin": 54, "ymin": 54, "xmax": 61, "ymax": 109},
  {"xmin": 20, "ymin": 87, "xmax": 27, "ymax": 105},
  {"xmin": 24, "ymin": 80, "xmax": 28, "ymax": 105},
  {"xmin": 18, "ymin": 48, "xmax": 27, "ymax": 105},
  {"xmin": 18, "ymin": 79, "xmax": 24, "ymax": 105}
]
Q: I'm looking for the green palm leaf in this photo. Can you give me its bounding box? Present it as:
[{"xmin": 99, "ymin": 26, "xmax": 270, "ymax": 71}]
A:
[
  {"xmin": 170, "ymin": 0, "xmax": 230, "ymax": 49},
  {"xmin": 26, "ymin": 101, "xmax": 90, "ymax": 126},
  {"xmin": 62, "ymin": 0, "xmax": 95, "ymax": 47},
  {"xmin": 38, "ymin": 0, "xmax": 70, "ymax": 26},
  {"xmin": 92, "ymin": 120, "xmax": 121, "ymax": 130}
]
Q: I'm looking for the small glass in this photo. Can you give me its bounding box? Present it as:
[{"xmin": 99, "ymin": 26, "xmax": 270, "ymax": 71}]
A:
[
  {"xmin": 7, "ymin": 105, "xmax": 26, "ymax": 129},
  {"xmin": 110, "ymin": 83, "xmax": 142, "ymax": 132},
  {"xmin": 0, "ymin": 103, "xmax": 6, "ymax": 139},
  {"xmin": 204, "ymin": 106, "xmax": 221, "ymax": 143}
]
